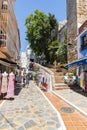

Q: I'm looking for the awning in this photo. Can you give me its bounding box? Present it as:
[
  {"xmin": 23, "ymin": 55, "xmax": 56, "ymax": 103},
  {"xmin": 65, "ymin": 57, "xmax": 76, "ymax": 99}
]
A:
[
  {"xmin": 65, "ymin": 58, "xmax": 87, "ymax": 69},
  {"xmin": 0, "ymin": 59, "xmax": 17, "ymax": 67},
  {"xmin": 0, "ymin": 47, "xmax": 13, "ymax": 58},
  {"xmin": 2, "ymin": 59, "xmax": 17, "ymax": 65},
  {"xmin": 0, "ymin": 60, "xmax": 10, "ymax": 66},
  {"xmin": 0, "ymin": 49, "xmax": 17, "ymax": 67},
  {"xmin": 0, "ymin": 51, "xmax": 7, "ymax": 59}
]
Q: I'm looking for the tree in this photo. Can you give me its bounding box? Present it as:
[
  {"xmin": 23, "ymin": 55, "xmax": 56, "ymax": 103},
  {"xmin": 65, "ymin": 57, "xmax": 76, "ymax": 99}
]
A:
[
  {"xmin": 48, "ymin": 32, "xmax": 67, "ymax": 64},
  {"xmin": 48, "ymin": 13, "xmax": 58, "ymax": 41},
  {"xmin": 56, "ymin": 32, "xmax": 67, "ymax": 63},
  {"xmin": 25, "ymin": 10, "xmax": 50, "ymax": 56},
  {"xmin": 48, "ymin": 40, "xmax": 59, "ymax": 63},
  {"xmin": 25, "ymin": 10, "xmax": 58, "ymax": 62}
]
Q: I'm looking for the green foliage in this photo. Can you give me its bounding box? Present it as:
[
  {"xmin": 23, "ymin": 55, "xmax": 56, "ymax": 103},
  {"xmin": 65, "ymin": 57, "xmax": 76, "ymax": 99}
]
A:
[
  {"xmin": 25, "ymin": 10, "xmax": 58, "ymax": 62},
  {"xmin": 25, "ymin": 10, "xmax": 67, "ymax": 64},
  {"xmin": 48, "ymin": 13, "xmax": 58, "ymax": 41},
  {"xmin": 48, "ymin": 32, "xmax": 67, "ymax": 64},
  {"xmin": 25, "ymin": 10, "xmax": 50, "ymax": 56},
  {"xmin": 48, "ymin": 40, "xmax": 59, "ymax": 63},
  {"xmin": 56, "ymin": 32, "xmax": 67, "ymax": 63}
]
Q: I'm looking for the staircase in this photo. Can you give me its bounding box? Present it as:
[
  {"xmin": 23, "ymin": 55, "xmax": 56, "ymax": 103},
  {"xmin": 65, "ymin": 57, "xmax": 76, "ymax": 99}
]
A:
[{"xmin": 51, "ymin": 69, "xmax": 69, "ymax": 90}]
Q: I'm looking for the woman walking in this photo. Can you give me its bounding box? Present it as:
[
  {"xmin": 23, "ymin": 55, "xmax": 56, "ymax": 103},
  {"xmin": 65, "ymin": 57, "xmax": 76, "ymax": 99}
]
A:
[{"xmin": 25, "ymin": 74, "xmax": 30, "ymax": 88}]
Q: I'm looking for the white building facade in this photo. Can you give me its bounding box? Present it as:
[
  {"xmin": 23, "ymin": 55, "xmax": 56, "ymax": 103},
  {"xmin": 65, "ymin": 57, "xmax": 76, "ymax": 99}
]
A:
[{"xmin": 20, "ymin": 52, "xmax": 27, "ymax": 69}]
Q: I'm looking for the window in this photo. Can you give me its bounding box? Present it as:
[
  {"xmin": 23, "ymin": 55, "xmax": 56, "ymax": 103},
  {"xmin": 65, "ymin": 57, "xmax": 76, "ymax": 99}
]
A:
[
  {"xmin": 0, "ymin": 30, "xmax": 6, "ymax": 47},
  {"xmin": 2, "ymin": 0, "xmax": 8, "ymax": 10},
  {"xmin": 80, "ymin": 32, "xmax": 87, "ymax": 51},
  {"xmin": 83, "ymin": 64, "xmax": 87, "ymax": 71},
  {"xmin": 78, "ymin": 66, "xmax": 83, "ymax": 76}
]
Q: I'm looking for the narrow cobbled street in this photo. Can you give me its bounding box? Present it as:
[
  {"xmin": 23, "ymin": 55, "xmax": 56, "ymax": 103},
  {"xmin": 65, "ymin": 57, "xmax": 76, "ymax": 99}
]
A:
[{"xmin": 0, "ymin": 81, "xmax": 65, "ymax": 130}]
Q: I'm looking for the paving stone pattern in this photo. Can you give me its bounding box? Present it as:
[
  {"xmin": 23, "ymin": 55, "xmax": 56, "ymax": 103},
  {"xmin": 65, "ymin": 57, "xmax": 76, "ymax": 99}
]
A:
[
  {"xmin": 0, "ymin": 81, "xmax": 62, "ymax": 130},
  {"xmin": 54, "ymin": 89, "xmax": 87, "ymax": 114}
]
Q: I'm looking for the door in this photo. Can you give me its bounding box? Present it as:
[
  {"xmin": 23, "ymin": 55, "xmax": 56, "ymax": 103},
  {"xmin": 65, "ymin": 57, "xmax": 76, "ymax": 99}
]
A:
[{"xmin": 84, "ymin": 71, "xmax": 87, "ymax": 92}]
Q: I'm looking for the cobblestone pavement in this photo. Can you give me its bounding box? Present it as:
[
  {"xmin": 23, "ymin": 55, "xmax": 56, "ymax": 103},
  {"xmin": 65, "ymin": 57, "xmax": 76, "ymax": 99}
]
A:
[
  {"xmin": 54, "ymin": 88, "xmax": 87, "ymax": 116},
  {"xmin": 0, "ymin": 81, "xmax": 64, "ymax": 130}
]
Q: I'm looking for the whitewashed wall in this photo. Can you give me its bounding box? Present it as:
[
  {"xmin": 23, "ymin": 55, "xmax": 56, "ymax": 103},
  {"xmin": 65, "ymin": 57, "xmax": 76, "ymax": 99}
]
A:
[{"xmin": 36, "ymin": 64, "xmax": 55, "ymax": 91}]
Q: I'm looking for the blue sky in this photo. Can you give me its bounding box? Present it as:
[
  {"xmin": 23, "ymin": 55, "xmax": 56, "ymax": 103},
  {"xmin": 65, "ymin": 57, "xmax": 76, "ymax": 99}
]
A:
[{"xmin": 15, "ymin": 0, "xmax": 66, "ymax": 52}]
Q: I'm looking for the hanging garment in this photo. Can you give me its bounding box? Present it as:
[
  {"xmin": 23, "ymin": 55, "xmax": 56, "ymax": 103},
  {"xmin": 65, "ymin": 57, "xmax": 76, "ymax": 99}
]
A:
[
  {"xmin": 7, "ymin": 72, "xmax": 15, "ymax": 98},
  {"xmin": 0, "ymin": 73, "xmax": 2, "ymax": 95},
  {"xmin": 43, "ymin": 77, "xmax": 48, "ymax": 89},
  {"xmin": 1, "ymin": 72, "xmax": 8, "ymax": 93}
]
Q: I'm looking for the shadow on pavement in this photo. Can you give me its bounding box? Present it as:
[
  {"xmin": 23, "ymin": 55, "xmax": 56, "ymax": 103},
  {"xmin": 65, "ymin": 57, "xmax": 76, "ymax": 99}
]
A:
[
  {"xmin": 14, "ymin": 83, "xmax": 24, "ymax": 96},
  {"xmin": 69, "ymin": 84, "xmax": 87, "ymax": 97}
]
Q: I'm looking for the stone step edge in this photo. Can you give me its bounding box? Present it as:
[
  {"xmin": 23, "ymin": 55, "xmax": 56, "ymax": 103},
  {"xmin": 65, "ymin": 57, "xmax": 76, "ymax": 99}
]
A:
[
  {"xmin": 55, "ymin": 83, "xmax": 67, "ymax": 86},
  {"xmin": 55, "ymin": 86, "xmax": 69, "ymax": 88},
  {"xmin": 54, "ymin": 75, "xmax": 64, "ymax": 77},
  {"xmin": 55, "ymin": 87, "xmax": 69, "ymax": 90}
]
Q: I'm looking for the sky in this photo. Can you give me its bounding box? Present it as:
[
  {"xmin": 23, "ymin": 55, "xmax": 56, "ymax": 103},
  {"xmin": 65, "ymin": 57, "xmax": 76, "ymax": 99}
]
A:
[{"xmin": 15, "ymin": 0, "xmax": 66, "ymax": 52}]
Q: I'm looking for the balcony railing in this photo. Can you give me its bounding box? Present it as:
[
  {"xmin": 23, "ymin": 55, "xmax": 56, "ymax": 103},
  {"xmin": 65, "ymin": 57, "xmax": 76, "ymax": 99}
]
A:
[
  {"xmin": 1, "ymin": 0, "xmax": 8, "ymax": 11},
  {"xmin": 0, "ymin": 34, "xmax": 6, "ymax": 47}
]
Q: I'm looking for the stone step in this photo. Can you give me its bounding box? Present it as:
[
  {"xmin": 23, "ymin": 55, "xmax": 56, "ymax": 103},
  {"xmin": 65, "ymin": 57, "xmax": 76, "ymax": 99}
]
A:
[
  {"xmin": 55, "ymin": 83, "xmax": 67, "ymax": 86},
  {"xmin": 55, "ymin": 80, "xmax": 64, "ymax": 83},
  {"xmin": 55, "ymin": 76, "xmax": 64, "ymax": 82},
  {"xmin": 55, "ymin": 79, "xmax": 64, "ymax": 83},
  {"xmin": 54, "ymin": 73, "xmax": 64, "ymax": 76},
  {"xmin": 55, "ymin": 83, "xmax": 69, "ymax": 90},
  {"xmin": 55, "ymin": 86, "xmax": 69, "ymax": 90},
  {"xmin": 54, "ymin": 75, "xmax": 64, "ymax": 79}
]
